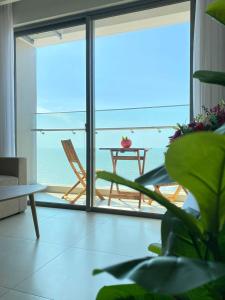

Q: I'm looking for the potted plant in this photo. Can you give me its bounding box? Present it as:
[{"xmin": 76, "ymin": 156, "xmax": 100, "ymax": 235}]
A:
[{"xmin": 169, "ymin": 101, "xmax": 225, "ymax": 143}]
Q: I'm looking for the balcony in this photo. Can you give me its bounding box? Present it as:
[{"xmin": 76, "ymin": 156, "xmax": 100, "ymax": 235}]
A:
[{"xmin": 32, "ymin": 105, "xmax": 188, "ymax": 215}]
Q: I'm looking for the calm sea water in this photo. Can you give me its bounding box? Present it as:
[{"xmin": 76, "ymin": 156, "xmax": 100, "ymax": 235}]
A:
[
  {"xmin": 37, "ymin": 147, "xmax": 166, "ymax": 186},
  {"xmin": 36, "ymin": 105, "xmax": 188, "ymax": 187}
]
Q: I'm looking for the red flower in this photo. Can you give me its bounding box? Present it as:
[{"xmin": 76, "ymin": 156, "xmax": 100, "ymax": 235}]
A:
[
  {"xmin": 194, "ymin": 122, "xmax": 205, "ymax": 131},
  {"xmin": 168, "ymin": 102, "xmax": 225, "ymax": 143},
  {"xmin": 188, "ymin": 122, "xmax": 197, "ymax": 128}
]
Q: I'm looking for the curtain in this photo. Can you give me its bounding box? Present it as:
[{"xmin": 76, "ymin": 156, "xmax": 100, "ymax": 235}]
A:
[
  {"xmin": 0, "ymin": 4, "xmax": 15, "ymax": 156},
  {"xmin": 193, "ymin": 0, "xmax": 225, "ymax": 116}
]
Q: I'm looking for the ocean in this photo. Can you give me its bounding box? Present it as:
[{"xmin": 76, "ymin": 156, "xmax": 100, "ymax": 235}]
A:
[
  {"xmin": 37, "ymin": 146, "xmax": 166, "ymax": 186},
  {"xmin": 36, "ymin": 108, "xmax": 185, "ymax": 186}
]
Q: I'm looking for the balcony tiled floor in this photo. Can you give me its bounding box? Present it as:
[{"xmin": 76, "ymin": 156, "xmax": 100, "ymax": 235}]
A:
[
  {"xmin": 0, "ymin": 206, "xmax": 160, "ymax": 300},
  {"xmin": 36, "ymin": 190, "xmax": 186, "ymax": 215}
]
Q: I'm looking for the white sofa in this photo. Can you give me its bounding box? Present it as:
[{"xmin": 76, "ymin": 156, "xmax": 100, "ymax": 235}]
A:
[{"xmin": 0, "ymin": 157, "xmax": 27, "ymax": 219}]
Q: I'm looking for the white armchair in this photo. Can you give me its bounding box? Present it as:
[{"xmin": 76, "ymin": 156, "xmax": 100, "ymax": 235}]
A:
[{"xmin": 0, "ymin": 157, "xmax": 27, "ymax": 219}]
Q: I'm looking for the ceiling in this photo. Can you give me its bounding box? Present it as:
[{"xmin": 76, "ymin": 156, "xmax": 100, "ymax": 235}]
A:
[
  {"xmin": 0, "ymin": 0, "xmax": 22, "ymax": 5},
  {"xmin": 20, "ymin": 1, "xmax": 190, "ymax": 48}
]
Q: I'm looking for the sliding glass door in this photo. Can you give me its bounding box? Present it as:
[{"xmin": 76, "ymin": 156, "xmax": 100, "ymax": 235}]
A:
[
  {"xmin": 15, "ymin": 0, "xmax": 192, "ymax": 216},
  {"xmin": 16, "ymin": 24, "xmax": 87, "ymax": 207},
  {"xmin": 94, "ymin": 1, "xmax": 191, "ymax": 215}
]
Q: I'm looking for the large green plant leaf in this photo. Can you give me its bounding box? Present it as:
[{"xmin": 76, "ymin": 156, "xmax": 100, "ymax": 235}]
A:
[
  {"xmin": 96, "ymin": 284, "xmax": 172, "ymax": 300},
  {"xmin": 161, "ymin": 211, "xmax": 202, "ymax": 259},
  {"xmin": 207, "ymin": 0, "xmax": 225, "ymax": 26},
  {"xmin": 135, "ymin": 165, "xmax": 173, "ymax": 186},
  {"xmin": 185, "ymin": 286, "xmax": 221, "ymax": 300},
  {"xmin": 193, "ymin": 71, "xmax": 225, "ymax": 87},
  {"xmin": 165, "ymin": 132, "xmax": 225, "ymax": 233},
  {"xmin": 136, "ymin": 125, "xmax": 225, "ymax": 187},
  {"xmin": 148, "ymin": 243, "xmax": 162, "ymax": 255},
  {"xmin": 218, "ymin": 225, "xmax": 225, "ymax": 261},
  {"xmin": 94, "ymin": 256, "xmax": 225, "ymax": 295},
  {"xmin": 209, "ymin": 276, "xmax": 225, "ymax": 296},
  {"xmin": 97, "ymin": 171, "xmax": 202, "ymax": 238}
]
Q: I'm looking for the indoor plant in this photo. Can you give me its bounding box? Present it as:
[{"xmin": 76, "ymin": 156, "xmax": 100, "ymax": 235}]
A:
[
  {"xmin": 169, "ymin": 101, "xmax": 225, "ymax": 143},
  {"xmin": 94, "ymin": 131, "xmax": 225, "ymax": 300},
  {"xmin": 93, "ymin": 0, "xmax": 225, "ymax": 299}
]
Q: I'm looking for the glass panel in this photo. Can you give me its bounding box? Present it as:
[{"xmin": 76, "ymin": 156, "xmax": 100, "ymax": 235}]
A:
[
  {"xmin": 94, "ymin": 2, "xmax": 190, "ymax": 214},
  {"xmin": 16, "ymin": 25, "xmax": 86, "ymax": 206}
]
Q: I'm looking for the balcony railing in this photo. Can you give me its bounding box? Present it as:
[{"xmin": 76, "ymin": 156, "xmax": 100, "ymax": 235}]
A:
[
  {"xmin": 33, "ymin": 104, "xmax": 189, "ymax": 187},
  {"xmin": 32, "ymin": 125, "xmax": 176, "ymax": 133}
]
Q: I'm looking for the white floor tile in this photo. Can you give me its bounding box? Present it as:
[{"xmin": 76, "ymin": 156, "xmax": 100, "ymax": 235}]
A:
[
  {"xmin": 0, "ymin": 287, "xmax": 8, "ymax": 298},
  {"xmin": 75, "ymin": 216, "xmax": 161, "ymax": 257},
  {"xmin": 0, "ymin": 207, "xmax": 161, "ymax": 299},
  {"xmin": 0, "ymin": 290, "xmax": 51, "ymax": 299},
  {"xmin": 0, "ymin": 236, "xmax": 66, "ymax": 288},
  {"xmin": 0, "ymin": 209, "xmax": 107, "ymax": 246},
  {"xmin": 16, "ymin": 248, "xmax": 131, "ymax": 300}
]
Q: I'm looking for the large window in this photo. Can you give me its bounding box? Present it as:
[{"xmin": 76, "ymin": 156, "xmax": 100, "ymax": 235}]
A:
[
  {"xmin": 94, "ymin": 2, "xmax": 190, "ymax": 214},
  {"xmin": 16, "ymin": 24, "xmax": 87, "ymax": 207},
  {"xmin": 16, "ymin": 1, "xmax": 191, "ymax": 216}
]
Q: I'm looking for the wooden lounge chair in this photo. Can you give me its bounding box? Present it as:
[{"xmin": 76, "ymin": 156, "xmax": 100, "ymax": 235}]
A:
[
  {"xmin": 61, "ymin": 139, "xmax": 105, "ymax": 204},
  {"xmin": 136, "ymin": 165, "xmax": 187, "ymax": 203},
  {"xmin": 154, "ymin": 183, "xmax": 188, "ymax": 202}
]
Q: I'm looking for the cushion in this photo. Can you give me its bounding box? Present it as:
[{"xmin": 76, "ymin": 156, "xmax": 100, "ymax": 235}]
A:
[{"xmin": 0, "ymin": 175, "xmax": 18, "ymax": 186}]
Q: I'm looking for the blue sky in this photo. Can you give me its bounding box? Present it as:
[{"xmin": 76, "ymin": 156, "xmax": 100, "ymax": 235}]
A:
[
  {"xmin": 37, "ymin": 22, "xmax": 190, "ymax": 114},
  {"xmin": 36, "ymin": 22, "xmax": 190, "ymax": 148}
]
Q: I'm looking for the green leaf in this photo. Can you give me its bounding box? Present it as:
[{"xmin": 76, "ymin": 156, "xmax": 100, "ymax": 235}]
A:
[
  {"xmin": 135, "ymin": 124, "xmax": 225, "ymax": 188},
  {"xmin": 161, "ymin": 211, "xmax": 173, "ymax": 252},
  {"xmin": 185, "ymin": 285, "xmax": 221, "ymax": 300},
  {"xmin": 94, "ymin": 256, "xmax": 225, "ymax": 295},
  {"xmin": 135, "ymin": 165, "xmax": 173, "ymax": 186},
  {"xmin": 94, "ymin": 257, "xmax": 150, "ymax": 276},
  {"xmin": 193, "ymin": 71, "xmax": 225, "ymax": 87},
  {"xmin": 165, "ymin": 132, "xmax": 225, "ymax": 233},
  {"xmin": 161, "ymin": 211, "xmax": 203, "ymax": 258},
  {"xmin": 96, "ymin": 284, "xmax": 172, "ymax": 300},
  {"xmin": 148, "ymin": 243, "xmax": 161, "ymax": 255},
  {"xmin": 206, "ymin": 0, "xmax": 225, "ymax": 26},
  {"xmin": 218, "ymin": 225, "xmax": 225, "ymax": 261},
  {"xmin": 209, "ymin": 276, "xmax": 225, "ymax": 296},
  {"xmin": 97, "ymin": 171, "xmax": 202, "ymax": 238}
]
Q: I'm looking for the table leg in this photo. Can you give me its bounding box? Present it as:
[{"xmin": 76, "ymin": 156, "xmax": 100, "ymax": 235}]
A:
[
  {"xmin": 115, "ymin": 151, "xmax": 121, "ymax": 200},
  {"xmin": 29, "ymin": 193, "xmax": 40, "ymax": 239},
  {"xmin": 137, "ymin": 150, "xmax": 142, "ymax": 208},
  {"xmin": 108, "ymin": 150, "xmax": 115, "ymax": 206},
  {"xmin": 108, "ymin": 182, "xmax": 114, "ymax": 206}
]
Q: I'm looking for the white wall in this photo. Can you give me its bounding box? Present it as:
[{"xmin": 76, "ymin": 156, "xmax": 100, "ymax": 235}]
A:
[
  {"xmin": 16, "ymin": 39, "xmax": 37, "ymax": 183},
  {"xmin": 13, "ymin": 0, "xmax": 135, "ymax": 26}
]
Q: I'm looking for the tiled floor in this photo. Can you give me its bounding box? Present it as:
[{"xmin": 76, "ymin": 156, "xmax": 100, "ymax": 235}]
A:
[{"xmin": 0, "ymin": 207, "xmax": 161, "ymax": 300}]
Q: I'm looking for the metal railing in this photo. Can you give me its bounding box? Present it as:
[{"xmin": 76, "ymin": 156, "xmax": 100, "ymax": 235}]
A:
[
  {"xmin": 33, "ymin": 104, "xmax": 188, "ymax": 133},
  {"xmin": 31, "ymin": 125, "xmax": 177, "ymax": 133},
  {"xmin": 35, "ymin": 104, "xmax": 189, "ymax": 114}
]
